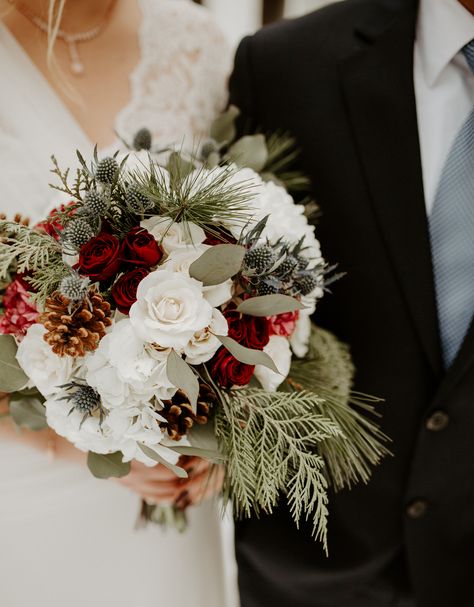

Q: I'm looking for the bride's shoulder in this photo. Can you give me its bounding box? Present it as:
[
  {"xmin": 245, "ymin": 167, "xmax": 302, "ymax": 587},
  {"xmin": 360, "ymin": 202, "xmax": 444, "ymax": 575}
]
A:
[{"xmin": 140, "ymin": 0, "xmax": 228, "ymax": 50}]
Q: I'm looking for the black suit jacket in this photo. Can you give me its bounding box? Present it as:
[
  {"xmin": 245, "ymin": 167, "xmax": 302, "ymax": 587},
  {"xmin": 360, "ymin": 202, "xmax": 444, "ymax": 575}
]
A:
[{"xmin": 229, "ymin": 1, "xmax": 474, "ymax": 606}]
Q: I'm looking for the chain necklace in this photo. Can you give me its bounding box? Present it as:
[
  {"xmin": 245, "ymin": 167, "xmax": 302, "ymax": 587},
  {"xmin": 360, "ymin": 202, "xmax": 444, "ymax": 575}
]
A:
[{"xmin": 8, "ymin": 0, "xmax": 118, "ymax": 76}]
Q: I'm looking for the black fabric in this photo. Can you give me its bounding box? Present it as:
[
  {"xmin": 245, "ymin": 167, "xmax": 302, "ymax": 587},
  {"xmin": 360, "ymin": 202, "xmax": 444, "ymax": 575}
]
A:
[{"xmin": 229, "ymin": 1, "xmax": 474, "ymax": 606}]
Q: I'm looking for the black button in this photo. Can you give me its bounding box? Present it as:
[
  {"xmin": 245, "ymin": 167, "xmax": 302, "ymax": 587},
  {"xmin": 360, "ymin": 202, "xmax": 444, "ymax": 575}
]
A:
[
  {"xmin": 406, "ymin": 499, "xmax": 428, "ymax": 520},
  {"xmin": 426, "ymin": 411, "xmax": 450, "ymax": 432}
]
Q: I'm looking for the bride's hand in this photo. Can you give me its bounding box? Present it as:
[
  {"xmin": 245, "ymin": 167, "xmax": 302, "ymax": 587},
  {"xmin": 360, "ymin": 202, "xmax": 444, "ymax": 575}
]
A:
[{"xmin": 118, "ymin": 457, "xmax": 224, "ymax": 507}]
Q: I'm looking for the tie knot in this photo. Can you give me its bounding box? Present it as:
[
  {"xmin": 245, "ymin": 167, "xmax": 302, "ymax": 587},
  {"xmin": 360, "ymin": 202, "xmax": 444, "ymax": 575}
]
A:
[{"xmin": 462, "ymin": 39, "xmax": 474, "ymax": 74}]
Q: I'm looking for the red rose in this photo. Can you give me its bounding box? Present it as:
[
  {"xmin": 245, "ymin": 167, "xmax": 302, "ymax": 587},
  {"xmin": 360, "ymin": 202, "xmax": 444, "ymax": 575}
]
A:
[
  {"xmin": 211, "ymin": 347, "xmax": 255, "ymax": 388},
  {"xmin": 269, "ymin": 311, "xmax": 299, "ymax": 337},
  {"xmin": 78, "ymin": 232, "xmax": 121, "ymax": 281},
  {"xmin": 223, "ymin": 304, "xmax": 271, "ymax": 350},
  {"xmin": 111, "ymin": 268, "xmax": 149, "ymax": 314},
  {"xmin": 120, "ymin": 227, "xmax": 163, "ymax": 268}
]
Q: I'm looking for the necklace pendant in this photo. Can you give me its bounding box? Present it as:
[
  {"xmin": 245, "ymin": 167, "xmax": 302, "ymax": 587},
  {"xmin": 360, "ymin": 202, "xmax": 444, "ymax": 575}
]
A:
[
  {"xmin": 70, "ymin": 60, "xmax": 85, "ymax": 76},
  {"xmin": 67, "ymin": 39, "xmax": 84, "ymax": 77}
]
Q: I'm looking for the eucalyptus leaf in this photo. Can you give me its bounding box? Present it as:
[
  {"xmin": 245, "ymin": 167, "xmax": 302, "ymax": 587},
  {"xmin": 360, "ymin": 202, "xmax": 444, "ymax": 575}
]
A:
[
  {"xmin": 87, "ymin": 451, "xmax": 131, "ymax": 479},
  {"xmin": 9, "ymin": 394, "xmax": 47, "ymax": 431},
  {"xmin": 0, "ymin": 335, "xmax": 29, "ymax": 392},
  {"xmin": 228, "ymin": 134, "xmax": 268, "ymax": 172},
  {"xmin": 173, "ymin": 445, "xmax": 226, "ymax": 463},
  {"xmin": 217, "ymin": 335, "xmax": 279, "ymax": 373},
  {"xmin": 210, "ymin": 105, "xmax": 240, "ymax": 143},
  {"xmin": 189, "ymin": 244, "xmax": 245, "ymax": 286},
  {"xmin": 138, "ymin": 444, "xmax": 188, "ymax": 479},
  {"xmin": 166, "ymin": 350, "xmax": 199, "ymax": 411},
  {"xmin": 237, "ymin": 294, "xmax": 306, "ymax": 317},
  {"xmin": 166, "ymin": 152, "xmax": 195, "ymax": 181}
]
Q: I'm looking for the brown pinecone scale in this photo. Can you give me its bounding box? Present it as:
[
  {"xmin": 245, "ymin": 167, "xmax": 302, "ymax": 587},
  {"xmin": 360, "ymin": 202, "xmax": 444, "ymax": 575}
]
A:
[
  {"xmin": 160, "ymin": 383, "xmax": 218, "ymax": 441},
  {"xmin": 40, "ymin": 290, "xmax": 112, "ymax": 357}
]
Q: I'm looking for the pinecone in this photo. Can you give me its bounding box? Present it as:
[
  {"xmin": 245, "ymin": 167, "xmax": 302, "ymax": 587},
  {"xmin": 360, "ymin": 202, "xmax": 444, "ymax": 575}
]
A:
[
  {"xmin": 39, "ymin": 290, "xmax": 112, "ymax": 357},
  {"xmin": 160, "ymin": 383, "xmax": 218, "ymax": 441}
]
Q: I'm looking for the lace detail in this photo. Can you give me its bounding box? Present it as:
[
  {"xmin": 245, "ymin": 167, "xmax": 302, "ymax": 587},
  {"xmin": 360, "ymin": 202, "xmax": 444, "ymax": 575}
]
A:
[{"xmin": 115, "ymin": 0, "xmax": 232, "ymax": 149}]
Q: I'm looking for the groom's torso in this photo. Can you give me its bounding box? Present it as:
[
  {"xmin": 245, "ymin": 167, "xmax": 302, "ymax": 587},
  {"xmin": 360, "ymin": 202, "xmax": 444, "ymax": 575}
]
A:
[{"xmin": 229, "ymin": 1, "xmax": 474, "ymax": 606}]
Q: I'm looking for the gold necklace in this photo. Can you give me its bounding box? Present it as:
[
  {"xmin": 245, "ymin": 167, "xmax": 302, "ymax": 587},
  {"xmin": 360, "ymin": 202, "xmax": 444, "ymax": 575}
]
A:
[{"xmin": 8, "ymin": 0, "xmax": 118, "ymax": 76}]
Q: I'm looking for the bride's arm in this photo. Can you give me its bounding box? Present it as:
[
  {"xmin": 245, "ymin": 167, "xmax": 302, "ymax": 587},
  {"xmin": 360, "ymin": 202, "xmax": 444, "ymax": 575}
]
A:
[{"xmin": 0, "ymin": 393, "xmax": 213, "ymax": 504}]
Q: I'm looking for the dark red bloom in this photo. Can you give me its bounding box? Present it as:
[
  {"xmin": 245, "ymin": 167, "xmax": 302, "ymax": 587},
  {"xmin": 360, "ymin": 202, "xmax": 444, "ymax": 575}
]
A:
[
  {"xmin": 0, "ymin": 277, "xmax": 38, "ymax": 339},
  {"xmin": 120, "ymin": 227, "xmax": 163, "ymax": 268},
  {"xmin": 210, "ymin": 347, "xmax": 255, "ymax": 388},
  {"xmin": 111, "ymin": 268, "xmax": 149, "ymax": 314},
  {"xmin": 78, "ymin": 232, "xmax": 121, "ymax": 282},
  {"xmin": 203, "ymin": 228, "xmax": 237, "ymax": 246},
  {"xmin": 37, "ymin": 201, "xmax": 76, "ymax": 239},
  {"xmin": 223, "ymin": 304, "xmax": 271, "ymax": 351}
]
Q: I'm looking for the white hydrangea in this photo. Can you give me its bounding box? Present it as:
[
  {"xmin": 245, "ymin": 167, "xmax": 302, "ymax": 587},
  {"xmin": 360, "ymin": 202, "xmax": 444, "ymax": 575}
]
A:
[
  {"xmin": 85, "ymin": 319, "xmax": 176, "ymax": 408},
  {"xmin": 184, "ymin": 308, "xmax": 228, "ymax": 365},
  {"xmin": 16, "ymin": 324, "xmax": 77, "ymax": 398}
]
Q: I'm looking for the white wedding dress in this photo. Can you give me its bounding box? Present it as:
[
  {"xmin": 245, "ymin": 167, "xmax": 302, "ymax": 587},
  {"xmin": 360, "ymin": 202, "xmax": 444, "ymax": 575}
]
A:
[{"xmin": 0, "ymin": 2, "xmax": 239, "ymax": 606}]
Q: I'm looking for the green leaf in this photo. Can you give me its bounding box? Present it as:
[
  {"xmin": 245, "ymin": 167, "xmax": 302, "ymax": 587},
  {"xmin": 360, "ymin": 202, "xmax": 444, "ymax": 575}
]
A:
[
  {"xmin": 237, "ymin": 294, "xmax": 306, "ymax": 317},
  {"xmin": 87, "ymin": 451, "xmax": 131, "ymax": 479},
  {"xmin": 166, "ymin": 350, "xmax": 199, "ymax": 411},
  {"xmin": 217, "ymin": 335, "xmax": 279, "ymax": 373},
  {"xmin": 9, "ymin": 394, "xmax": 47, "ymax": 431},
  {"xmin": 173, "ymin": 445, "xmax": 225, "ymax": 463},
  {"xmin": 210, "ymin": 105, "xmax": 240, "ymax": 143},
  {"xmin": 138, "ymin": 444, "xmax": 188, "ymax": 479},
  {"xmin": 0, "ymin": 335, "xmax": 29, "ymax": 392},
  {"xmin": 228, "ymin": 134, "xmax": 268, "ymax": 172},
  {"xmin": 189, "ymin": 244, "xmax": 245, "ymax": 286}
]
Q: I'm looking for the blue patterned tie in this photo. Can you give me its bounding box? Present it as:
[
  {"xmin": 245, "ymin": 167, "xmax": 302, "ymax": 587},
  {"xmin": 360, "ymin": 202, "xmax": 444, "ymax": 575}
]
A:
[{"xmin": 429, "ymin": 40, "xmax": 474, "ymax": 368}]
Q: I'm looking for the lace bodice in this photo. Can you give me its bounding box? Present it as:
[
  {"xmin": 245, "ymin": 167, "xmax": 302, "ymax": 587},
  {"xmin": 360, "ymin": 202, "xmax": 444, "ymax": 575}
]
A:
[
  {"xmin": 115, "ymin": 0, "xmax": 232, "ymax": 148},
  {"xmin": 0, "ymin": 0, "xmax": 232, "ymax": 221}
]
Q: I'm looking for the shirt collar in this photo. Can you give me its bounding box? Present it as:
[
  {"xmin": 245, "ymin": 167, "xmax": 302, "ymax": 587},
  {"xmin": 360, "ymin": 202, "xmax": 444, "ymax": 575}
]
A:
[{"xmin": 416, "ymin": 0, "xmax": 474, "ymax": 86}]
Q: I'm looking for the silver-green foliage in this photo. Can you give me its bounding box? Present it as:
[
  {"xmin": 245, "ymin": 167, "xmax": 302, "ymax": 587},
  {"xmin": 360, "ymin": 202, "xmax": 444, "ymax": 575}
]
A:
[
  {"xmin": 0, "ymin": 221, "xmax": 70, "ymax": 307},
  {"xmin": 215, "ymin": 387, "xmax": 343, "ymax": 552},
  {"xmin": 285, "ymin": 325, "xmax": 390, "ymax": 491}
]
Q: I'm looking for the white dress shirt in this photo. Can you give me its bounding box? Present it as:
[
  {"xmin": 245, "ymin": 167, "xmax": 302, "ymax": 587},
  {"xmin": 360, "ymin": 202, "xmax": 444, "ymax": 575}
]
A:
[{"xmin": 414, "ymin": 0, "xmax": 474, "ymax": 214}]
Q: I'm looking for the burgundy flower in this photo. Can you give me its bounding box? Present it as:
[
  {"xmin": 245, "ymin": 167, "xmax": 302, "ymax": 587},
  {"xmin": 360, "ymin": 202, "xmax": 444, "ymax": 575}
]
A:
[
  {"xmin": 77, "ymin": 232, "xmax": 121, "ymax": 282},
  {"xmin": 0, "ymin": 277, "xmax": 38, "ymax": 339},
  {"xmin": 120, "ymin": 227, "xmax": 163, "ymax": 268},
  {"xmin": 223, "ymin": 304, "xmax": 271, "ymax": 350},
  {"xmin": 210, "ymin": 347, "xmax": 255, "ymax": 388},
  {"xmin": 111, "ymin": 268, "xmax": 149, "ymax": 314}
]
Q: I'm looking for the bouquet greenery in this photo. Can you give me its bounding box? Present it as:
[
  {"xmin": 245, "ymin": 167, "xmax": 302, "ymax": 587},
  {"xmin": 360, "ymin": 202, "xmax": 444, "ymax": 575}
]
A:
[{"xmin": 0, "ymin": 108, "xmax": 388, "ymax": 552}]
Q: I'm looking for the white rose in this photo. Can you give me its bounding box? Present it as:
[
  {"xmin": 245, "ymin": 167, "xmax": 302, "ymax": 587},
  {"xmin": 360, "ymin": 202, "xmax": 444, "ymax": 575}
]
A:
[
  {"xmin": 85, "ymin": 319, "xmax": 176, "ymax": 408},
  {"xmin": 16, "ymin": 324, "xmax": 77, "ymax": 398},
  {"xmin": 254, "ymin": 335, "xmax": 292, "ymax": 392},
  {"xmin": 140, "ymin": 217, "xmax": 205, "ymax": 255},
  {"xmin": 184, "ymin": 308, "xmax": 228, "ymax": 365},
  {"xmin": 129, "ymin": 269, "xmax": 213, "ymax": 350},
  {"xmin": 163, "ymin": 244, "xmax": 233, "ymax": 307}
]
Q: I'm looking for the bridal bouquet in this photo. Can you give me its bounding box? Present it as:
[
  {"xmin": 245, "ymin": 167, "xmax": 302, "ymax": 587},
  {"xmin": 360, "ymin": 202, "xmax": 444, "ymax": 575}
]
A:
[{"xmin": 0, "ymin": 112, "xmax": 387, "ymax": 551}]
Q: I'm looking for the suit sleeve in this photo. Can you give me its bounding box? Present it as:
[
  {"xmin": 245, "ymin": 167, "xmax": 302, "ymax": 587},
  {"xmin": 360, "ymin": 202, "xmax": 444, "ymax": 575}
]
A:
[{"xmin": 228, "ymin": 35, "xmax": 259, "ymax": 134}]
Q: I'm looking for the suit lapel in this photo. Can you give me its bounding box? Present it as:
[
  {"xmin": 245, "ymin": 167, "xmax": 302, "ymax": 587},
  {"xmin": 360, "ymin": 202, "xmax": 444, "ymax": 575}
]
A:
[{"xmin": 338, "ymin": 0, "xmax": 443, "ymax": 378}]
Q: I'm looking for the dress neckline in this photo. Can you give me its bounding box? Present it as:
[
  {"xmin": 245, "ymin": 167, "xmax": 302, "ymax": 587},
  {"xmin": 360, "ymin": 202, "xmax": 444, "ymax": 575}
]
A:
[{"xmin": 0, "ymin": 0, "xmax": 146, "ymax": 153}]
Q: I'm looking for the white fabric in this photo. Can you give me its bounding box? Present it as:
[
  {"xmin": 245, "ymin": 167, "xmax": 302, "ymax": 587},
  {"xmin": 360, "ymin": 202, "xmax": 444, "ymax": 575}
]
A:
[
  {"xmin": 0, "ymin": 2, "xmax": 238, "ymax": 607},
  {"xmin": 414, "ymin": 0, "xmax": 474, "ymax": 213}
]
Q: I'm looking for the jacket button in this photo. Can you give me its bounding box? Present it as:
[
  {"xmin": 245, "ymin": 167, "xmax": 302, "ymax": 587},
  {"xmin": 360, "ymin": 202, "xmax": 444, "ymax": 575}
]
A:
[
  {"xmin": 406, "ymin": 499, "xmax": 428, "ymax": 520},
  {"xmin": 426, "ymin": 411, "xmax": 449, "ymax": 432}
]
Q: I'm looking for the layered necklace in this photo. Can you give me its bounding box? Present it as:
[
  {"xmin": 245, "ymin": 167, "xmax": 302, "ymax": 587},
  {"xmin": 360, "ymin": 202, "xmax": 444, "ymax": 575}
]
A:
[{"xmin": 7, "ymin": 0, "xmax": 118, "ymax": 76}]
